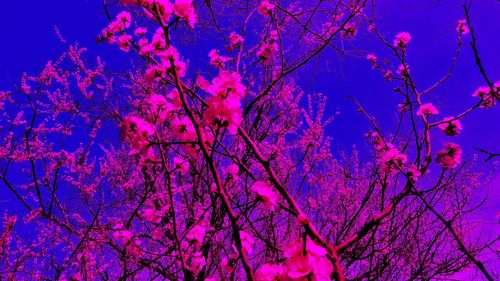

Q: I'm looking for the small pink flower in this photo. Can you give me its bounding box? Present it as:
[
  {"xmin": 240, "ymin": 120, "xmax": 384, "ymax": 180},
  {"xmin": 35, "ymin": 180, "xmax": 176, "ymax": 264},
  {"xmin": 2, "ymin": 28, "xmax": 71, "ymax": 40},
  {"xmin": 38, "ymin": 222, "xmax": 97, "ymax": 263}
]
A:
[
  {"xmin": 473, "ymin": 86, "xmax": 497, "ymax": 108},
  {"xmin": 121, "ymin": 0, "xmax": 140, "ymax": 5},
  {"xmin": 407, "ymin": 165, "xmax": 421, "ymax": 181},
  {"xmin": 251, "ymin": 181, "xmax": 278, "ymax": 210},
  {"xmin": 208, "ymin": 49, "xmax": 231, "ymax": 69},
  {"xmin": 397, "ymin": 64, "xmax": 410, "ymax": 76},
  {"xmin": 173, "ymin": 0, "xmax": 197, "ymax": 28},
  {"xmin": 258, "ymin": 1, "xmax": 275, "ymax": 17},
  {"xmin": 227, "ymin": 163, "xmax": 239, "ymax": 180},
  {"xmin": 438, "ymin": 117, "xmax": 462, "ymax": 136},
  {"xmin": 239, "ymin": 230, "xmax": 254, "ymax": 254},
  {"xmin": 116, "ymin": 11, "xmax": 132, "ymax": 28},
  {"xmin": 186, "ymin": 225, "xmax": 207, "ymax": 244},
  {"xmin": 342, "ymin": 23, "xmax": 357, "ymax": 38},
  {"xmin": 117, "ymin": 34, "xmax": 132, "ymax": 52},
  {"xmin": 196, "ymin": 76, "xmax": 210, "ymax": 90},
  {"xmin": 436, "ymin": 143, "xmax": 462, "ymax": 169},
  {"xmin": 286, "ymin": 255, "xmax": 314, "ymax": 279},
  {"xmin": 255, "ymin": 263, "xmax": 284, "ymax": 281},
  {"xmin": 229, "ymin": 32, "xmax": 244, "ymax": 49},
  {"xmin": 366, "ymin": 53, "xmax": 377, "ymax": 63},
  {"xmin": 134, "ymin": 27, "xmax": 147, "ymax": 36},
  {"xmin": 393, "ymin": 32, "xmax": 412, "ymax": 49},
  {"xmin": 380, "ymin": 144, "xmax": 407, "ymax": 166},
  {"xmin": 416, "ymin": 103, "xmax": 439, "ymax": 116},
  {"xmin": 384, "ymin": 70, "xmax": 393, "ymax": 81},
  {"xmin": 456, "ymin": 19, "xmax": 470, "ymax": 35},
  {"xmin": 139, "ymin": 208, "xmax": 162, "ymax": 224},
  {"xmin": 113, "ymin": 229, "xmax": 133, "ymax": 244},
  {"xmin": 257, "ymin": 42, "xmax": 278, "ymax": 62}
]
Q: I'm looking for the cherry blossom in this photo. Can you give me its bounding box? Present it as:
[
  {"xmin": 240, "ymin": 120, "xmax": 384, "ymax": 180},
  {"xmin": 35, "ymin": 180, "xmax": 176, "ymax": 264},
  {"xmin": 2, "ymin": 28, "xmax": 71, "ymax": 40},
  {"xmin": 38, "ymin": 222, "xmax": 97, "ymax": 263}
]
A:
[
  {"xmin": 438, "ymin": 117, "xmax": 463, "ymax": 136},
  {"xmin": 456, "ymin": 19, "xmax": 470, "ymax": 35},
  {"xmin": 416, "ymin": 103, "xmax": 439, "ymax": 116},
  {"xmin": 251, "ymin": 181, "xmax": 278, "ymax": 210},
  {"xmin": 173, "ymin": 0, "xmax": 197, "ymax": 28},
  {"xmin": 258, "ymin": 0, "xmax": 275, "ymax": 17},
  {"xmin": 436, "ymin": 142, "xmax": 462, "ymax": 168},
  {"xmin": 393, "ymin": 32, "xmax": 412, "ymax": 49}
]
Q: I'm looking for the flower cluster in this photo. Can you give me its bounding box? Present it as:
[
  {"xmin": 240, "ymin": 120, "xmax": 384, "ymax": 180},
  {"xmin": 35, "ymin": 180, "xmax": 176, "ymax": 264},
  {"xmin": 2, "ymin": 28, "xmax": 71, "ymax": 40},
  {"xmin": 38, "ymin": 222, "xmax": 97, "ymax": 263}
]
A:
[
  {"xmin": 203, "ymin": 71, "xmax": 247, "ymax": 133},
  {"xmin": 208, "ymin": 49, "xmax": 231, "ymax": 69},
  {"xmin": 122, "ymin": 0, "xmax": 196, "ymax": 27},
  {"xmin": 456, "ymin": 19, "xmax": 470, "ymax": 35},
  {"xmin": 100, "ymin": 11, "xmax": 133, "ymax": 51},
  {"xmin": 393, "ymin": 32, "xmax": 412, "ymax": 49},
  {"xmin": 228, "ymin": 32, "xmax": 244, "ymax": 49},
  {"xmin": 258, "ymin": 0, "xmax": 275, "ymax": 17},
  {"xmin": 255, "ymin": 237, "xmax": 333, "ymax": 280},
  {"xmin": 416, "ymin": 103, "xmax": 439, "ymax": 116},
  {"xmin": 368, "ymin": 132, "xmax": 407, "ymax": 172},
  {"xmin": 473, "ymin": 83, "xmax": 499, "ymax": 108},
  {"xmin": 438, "ymin": 117, "xmax": 462, "ymax": 136},
  {"xmin": 251, "ymin": 181, "xmax": 278, "ymax": 210},
  {"xmin": 436, "ymin": 143, "xmax": 462, "ymax": 169},
  {"xmin": 121, "ymin": 115, "xmax": 156, "ymax": 160},
  {"xmin": 144, "ymin": 93, "xmax": 177, "ymax": 124},
  {"xmin": 144, "ymin": 44, "xmax": 188, "ymax": 80},
  {"xmin": 112, "ymin": 223, "xmax": 142, "ymax": 257},
  {"xmin": 257, "ymin": 30, "xmax": 279, "ymax": 62}
]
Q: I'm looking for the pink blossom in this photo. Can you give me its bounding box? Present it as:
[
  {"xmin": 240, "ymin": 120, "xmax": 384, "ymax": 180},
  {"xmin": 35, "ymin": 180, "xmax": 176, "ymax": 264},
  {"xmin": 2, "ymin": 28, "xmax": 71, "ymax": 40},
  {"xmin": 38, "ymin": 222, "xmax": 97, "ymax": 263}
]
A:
[
  {"xmin": 380, "ymin": 144, "xmax": 407, "ymax": 166},
  {"xmin": 196, "ymin": 76, "xmax": 210, "ymax": 90},
  {"xmin": 208, "ymin": 49, "xmax": 231, "ymax": 69},
  {"xmin": 384, "ymin": 70, "xmax": 393, "ymax": 81},
  {"xmin": 473, "ymin": 86, "xmax": 497, "ymax": 108},
  {"xmin": 173, "ymin": 0, "xmax": 197, "ymax": 28},
  {"xmin": 342, "ymin": 23, "xmax": 357, "ymax": 38},
  {"xmin": 117, "ymin": 11, "xmax": 132, "ymax": 28},
  {"xmin": 204, "ymin": 95, "xmax": 243, "ymax": 133},
  {"xmin": 257, "ymin": 42, "xmax": 279, "ymax": 62},
  {"xmin": 186, "ymin": 225, "xmax": 207, "ymax": 244},
  {"xmin": 239, "ymin": 230, "xmax": 254, "ymax": 254},
  {"xmin": 134, "ymin": 27, "xmax": 147, "ymax": 36},
  {"xmin": 172, "ymin": 116, "xmax": 196, "ymax": 142},
  {"xmin": 121, "ymin": 116, "xmax": 155, "ymax": 158},
  {"xmin": 113, "ymin": 229, "xmax": 133, "ymax": 244},
  {"xmin": 284, "ymin": 238, "xmax": 333, "ymax": 280},
  {"xmin": 258, "ymin": 1, "xmax": 275, "ymax": 17},
  {"xmin": 227, "ymin": 163, "xmax": 239, "ymax": 180},
  {"xmin": 438, "ymin": 117, "xmax": 463, "ymax": 136},
  {"xmin": 366, "ymin": 53, "xmax": 378, "ymax": 63},
  {"xmin": 407, "ymin": 164, "xmax": 422, "ymax": 181},
  {"xmin": 173, "ymin": 156, "xmax": 189, "ymax": 173},
  {"xmin": 229, "ymin": 32, "xmax": 244, "ymax": 49},
  {"xmin": 117, "ymin": 34, "xmax": 133, "ymax": 52},
  {"xmin": 121, "ymin": 0, "xmax": 140, "ymax": 5},
  {"xmin": 286, "ymin": 255, "xmax": 314, "ymax": 279},
  {"xmin": 255, "ymin": 263, "xmax": 285, "ymax": 281},
  {"xmin": 251, "ymin": 181, "xmax": 278, "ymax": 210},
  {"xmin": 416, "ymin": 103, "xmax": 439, "ymax": 116},
  {"xmin": 207, "ymin": 71, "xmax": 246, "ymax": 99},
  {"xmin": 145, "ymin": 0, "xmax": 174, "ymax": 24},
  {"xmin": 189, "ymin": 251, "xmax": 206, "ymax": 275},
  {"xmin": 397, "ymin": 64, "xmax": 410, "ymax": 76},
  {"xmin": 146, "ymin": 93, "xmax": 175, "ymax": 123},
  {"xmin": 139, "ymin": 208, "xmax": 163, "ymax": 224},
  {"xmin": 436, "ymin": 143, "xmax": 462, "ymax": 169},
  {"xmin": 456, "ymin": 19, "xmax": 470, "ymax": 35},
  {"xmin": 393, "ymin": 32, "xmax": 412, "ymax": 49},
  {"xmin": 159, "ymin": 46, "xmax": 188, "ymax": 77}
]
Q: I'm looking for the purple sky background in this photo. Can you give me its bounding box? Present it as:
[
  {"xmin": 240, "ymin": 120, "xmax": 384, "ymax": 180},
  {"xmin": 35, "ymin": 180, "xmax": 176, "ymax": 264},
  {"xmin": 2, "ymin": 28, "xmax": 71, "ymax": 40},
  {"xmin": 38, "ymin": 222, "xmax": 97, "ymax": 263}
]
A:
[{"xmin": 0, "ymin": 0, "xmax": 499, "ymax": 278}]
